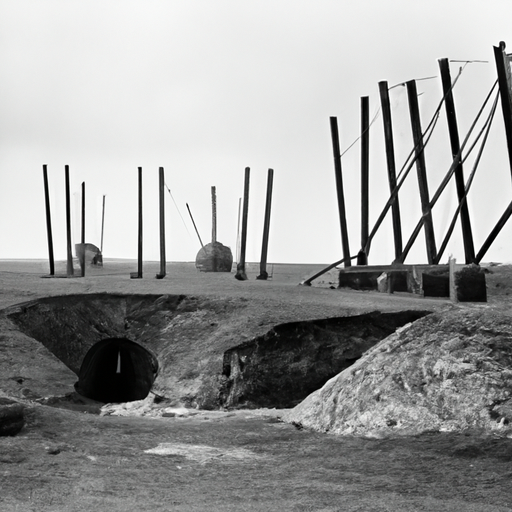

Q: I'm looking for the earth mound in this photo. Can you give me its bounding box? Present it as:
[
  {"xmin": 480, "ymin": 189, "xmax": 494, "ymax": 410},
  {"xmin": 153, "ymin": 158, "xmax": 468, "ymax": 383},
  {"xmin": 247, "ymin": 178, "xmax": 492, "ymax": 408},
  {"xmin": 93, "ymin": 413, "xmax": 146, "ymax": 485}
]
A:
[{"xmin": 284, "ymin": 308, "xmax": 512, "ymax": 438}]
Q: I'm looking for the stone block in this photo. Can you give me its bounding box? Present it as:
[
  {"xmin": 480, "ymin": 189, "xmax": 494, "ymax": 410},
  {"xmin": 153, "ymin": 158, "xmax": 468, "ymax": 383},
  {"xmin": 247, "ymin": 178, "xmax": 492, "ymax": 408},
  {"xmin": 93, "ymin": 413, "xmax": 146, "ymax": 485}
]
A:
[{"xmin": 455, "ymin": 265, "xmax": 487, "ymax": 302}]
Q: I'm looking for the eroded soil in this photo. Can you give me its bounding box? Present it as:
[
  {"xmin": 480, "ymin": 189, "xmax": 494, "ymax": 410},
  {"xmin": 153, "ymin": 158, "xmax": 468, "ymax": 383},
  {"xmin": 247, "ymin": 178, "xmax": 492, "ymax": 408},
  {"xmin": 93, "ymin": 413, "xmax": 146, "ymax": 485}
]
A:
[{"xmin": 1, "ymin": 260, "xmax": 512, "ymax": 511}]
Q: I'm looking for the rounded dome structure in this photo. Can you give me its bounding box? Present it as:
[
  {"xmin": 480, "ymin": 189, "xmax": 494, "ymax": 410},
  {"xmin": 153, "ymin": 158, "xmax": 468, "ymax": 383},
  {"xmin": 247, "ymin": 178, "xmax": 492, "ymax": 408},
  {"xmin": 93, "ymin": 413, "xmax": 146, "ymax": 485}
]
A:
[{"xmin": 195, "ymin": 242, "xmax": 233, "ymax": 273}]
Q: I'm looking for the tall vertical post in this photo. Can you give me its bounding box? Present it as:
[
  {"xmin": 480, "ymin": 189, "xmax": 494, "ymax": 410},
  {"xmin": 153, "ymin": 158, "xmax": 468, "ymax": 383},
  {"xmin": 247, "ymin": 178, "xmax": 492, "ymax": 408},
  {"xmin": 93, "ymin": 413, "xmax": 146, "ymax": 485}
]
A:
[
  {"xmin": 236, "ymin": 197, "xmax": 242, "ymax": 264},
  {"xmin": 330, "ymin": 116, "xmax": 351, "ymax": 267},
  {"xmin": 494, "ymin": 42, "xmax": 512, "ymax": 179},
  {"xmin": 64, "ymin": 165, "xmax": 74, "ymax": 277},
  {"xmin": 257, "ymin": 168, "xmax": 274, "ymax": 280},
  {"xmin": 379, "ymin": 81, "xmax": 403, "ymax": 260},
  {"xmin": 157, "ymin": 167, "xmax": 166, "ymax": 279},
  {"xmin": 80, "ymin": 181, "xmax": 86, "ymax": 277},
  {"xmin": 100, "ymin": 195, "xmax": 106, "ymax": 254},
  {"xmin": 359, "ymin": 96, "xmax": 370, "ymax": 265},
  {"xmin": 406, "ymin": 79, "xmax": 437, "ymax": 264},
  {"xmin": 42, "ymin": 165, "xmax": 55, "ymax": 276},
  {"xmin": 438, "ymin": 58, "xmax": 475, "ymax": 263},
  {"xmin": 138, "ymin": 167, "xmax": 143, "ymax": 278},
  {"xmin": 211, "ymin": 186, "xmax": 217, "ymax": 243},
  {"xmin": 235, "ymin": 167, "xmax": 250, "ymax": 280},
  {"xmin": 81, "ymin": 182, "xmax": 85, "ymax": 244},
  {"xmin": 131, "ymin": 167, "xmax": 143, "ymax": 278}
]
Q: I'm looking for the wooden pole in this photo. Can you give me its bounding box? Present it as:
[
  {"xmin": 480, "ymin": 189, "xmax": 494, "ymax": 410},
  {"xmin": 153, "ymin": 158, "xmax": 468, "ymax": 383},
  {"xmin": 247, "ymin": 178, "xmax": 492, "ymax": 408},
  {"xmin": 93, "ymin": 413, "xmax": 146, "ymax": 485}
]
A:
[
  {"xmin": 359, "ymin": 96, "xmax": 370, "ymax": 265},
  {"xmin": 186, "ymin": 203, "xmax": 205, "ymax": 249},
  {"xmin": 81, "ymin": 182, "xmax": 85, "ymax": 244},
  {"xmin": 379, "ymin": 81, "xmax": 403, "ymax": 260},
  {"xmin": 211, "ymin": 186, "xmax": 217, "ymax": 244},
  {"xmin": 235, "ymin": 167, "xmax": 250, "ymax": 280},
  {"xmin": 42, "ymin": 165, "xmax": 55, "ymax": 276},
  {"xmin": 399, "ymin": 79, "xmax": 499, "ymax": 264},
  {"xmin": 138, "ymin": 168, "xmax": 143, "ymax": 277},
  {"xmin": 65, "ymin": 165, "xmax": 74, "ymax": 277},
  {"xmin": 236, "ymin": 197, "xmax": 242, "ymax": 263},
  {"xmin": 438, "ymin": 58, "xmax": 475, "ymax": 263},
  {"xmin": 494, "ymin": 42, "xmax": 512, "ymax": 179},
  {"xmin": 100, "ymin": 194, "xmax": 105, "ymax": 254},
  {"xmin": 406, "ymin": 80, "xmax": 437, "ymax": 264},
  {"xmin": 330, "ymin": 116, "xmax": 351, "ymax": 267},
  {"xmin": 80, "ymin": 181, "xmax": 86, "ymax": 277},
  {"xmin": 131, "ymin": 167, "xmax": 143, "ymax": 278},
  {"xmin": 257, "ymin": 168, "xmax": 274, "ymax": 280},
  {"xmin": 156, "ymin": 167, "xmax": 166, "ymax": 279},
  {"xmin": 475, "ymin": 199, "xmax": 512, "ymax": 263},
  {"xmin": 300, "ymin": 254, "xmax": 355, "ymax": 286}
]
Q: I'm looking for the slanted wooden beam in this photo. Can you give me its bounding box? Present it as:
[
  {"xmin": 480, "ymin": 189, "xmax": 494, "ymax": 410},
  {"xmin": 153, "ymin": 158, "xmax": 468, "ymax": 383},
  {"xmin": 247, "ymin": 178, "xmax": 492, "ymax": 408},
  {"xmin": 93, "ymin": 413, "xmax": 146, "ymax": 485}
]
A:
[
  {"xmin": 398, "ymin": 74, "xmax": 498, "ymax": 264},
  {"xmin": 438, "ymin": 58, "xmax": 475, "ymax": 263},
  {"xmin": 379, "ymin": 81, "xmax": 403, "ymax": 260},
  {"xmin": 475, "ymin": 199, "xmax": 512, "ymax": 263},
  {"xmin": 330, "ymin": 116, "xmax": 351, "ymax": 267},
  {"xmin": 494, "ymin": 42, "xmax": 512, "ymax": 179},
  {"xmin": 186, "ymin": 203, "xmax": 205, "ymax": 249},
  {"xmin": 406, "ymin": 79, "xmax": 437, "ymax": 264}
]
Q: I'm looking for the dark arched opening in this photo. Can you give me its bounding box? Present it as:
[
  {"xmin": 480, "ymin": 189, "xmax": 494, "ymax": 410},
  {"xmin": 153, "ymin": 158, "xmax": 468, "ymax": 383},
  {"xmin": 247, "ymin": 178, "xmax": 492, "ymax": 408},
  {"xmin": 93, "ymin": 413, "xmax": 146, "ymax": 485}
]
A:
[{"xmin": 74, "ymin": 337, "xmax": 158, "ymax": 403}]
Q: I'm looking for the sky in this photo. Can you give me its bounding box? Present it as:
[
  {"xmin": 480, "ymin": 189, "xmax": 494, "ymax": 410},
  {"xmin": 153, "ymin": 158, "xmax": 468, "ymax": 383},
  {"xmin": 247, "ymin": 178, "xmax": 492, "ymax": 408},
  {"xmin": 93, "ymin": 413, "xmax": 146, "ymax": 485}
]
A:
[{"xmin": 2, "ymin": 0, "xmax": 512, "ymax": 265}]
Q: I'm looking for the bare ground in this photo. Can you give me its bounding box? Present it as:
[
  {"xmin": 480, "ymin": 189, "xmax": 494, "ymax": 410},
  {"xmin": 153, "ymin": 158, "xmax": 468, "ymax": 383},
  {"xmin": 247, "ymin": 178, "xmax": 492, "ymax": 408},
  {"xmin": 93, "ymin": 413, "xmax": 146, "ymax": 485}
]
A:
[{"xmin": 1, "ymin": 259, "xmax": 512, "ymax": 511}]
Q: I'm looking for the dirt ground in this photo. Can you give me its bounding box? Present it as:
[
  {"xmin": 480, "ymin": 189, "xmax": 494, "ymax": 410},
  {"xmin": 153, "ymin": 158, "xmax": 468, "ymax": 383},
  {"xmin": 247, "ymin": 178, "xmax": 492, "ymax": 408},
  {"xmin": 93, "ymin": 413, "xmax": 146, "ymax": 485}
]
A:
[{"xmin": 1, "ymin": 259, "xmax": 512, "ymax": 511}]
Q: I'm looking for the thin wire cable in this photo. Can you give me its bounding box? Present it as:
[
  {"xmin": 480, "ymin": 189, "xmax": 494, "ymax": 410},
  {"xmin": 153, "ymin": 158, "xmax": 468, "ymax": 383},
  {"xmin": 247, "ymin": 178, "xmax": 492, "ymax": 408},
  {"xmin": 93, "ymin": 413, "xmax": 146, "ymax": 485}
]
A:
[
  {"xmin": 450, "ymin": 60, "xmax": 488, "ymax": 64},
  {"xmin": 389, "ymin": 75, "xmax": 438, "ymax": 90},
  {"xmin": 339, "ymin": 76, "xmax": 438, "ymax": 160},
  {"xmin": 340, "ymin": 107, "xmax": 381, "ymax": 159},
  {"xmin": 164, "ymin": 181, "xmax": 193, "ymax": 239}
]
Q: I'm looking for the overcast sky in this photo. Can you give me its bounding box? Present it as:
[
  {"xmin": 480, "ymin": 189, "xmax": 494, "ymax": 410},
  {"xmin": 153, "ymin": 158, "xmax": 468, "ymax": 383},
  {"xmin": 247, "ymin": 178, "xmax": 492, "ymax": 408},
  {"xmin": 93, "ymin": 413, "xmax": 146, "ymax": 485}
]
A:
[{"xmin": 2, "ymin": 0, "xmax": 512, "ymax": 265}]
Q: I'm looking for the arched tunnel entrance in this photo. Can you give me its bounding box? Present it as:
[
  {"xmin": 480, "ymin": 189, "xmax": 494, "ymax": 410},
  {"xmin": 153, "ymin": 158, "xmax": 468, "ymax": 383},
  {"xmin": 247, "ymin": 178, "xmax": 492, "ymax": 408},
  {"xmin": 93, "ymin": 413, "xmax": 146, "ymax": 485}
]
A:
[{"xmin": 74, "ymin": 338, "xmax": 159, "ymax": 403}]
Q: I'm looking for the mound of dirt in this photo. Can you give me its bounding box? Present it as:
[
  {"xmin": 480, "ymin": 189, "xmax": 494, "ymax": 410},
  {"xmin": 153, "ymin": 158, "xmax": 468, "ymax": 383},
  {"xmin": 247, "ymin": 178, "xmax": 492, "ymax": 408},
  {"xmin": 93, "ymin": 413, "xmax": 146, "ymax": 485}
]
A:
[{"xmin": 284, "ymin": 307, "xmax": 512, "ymax": 437}]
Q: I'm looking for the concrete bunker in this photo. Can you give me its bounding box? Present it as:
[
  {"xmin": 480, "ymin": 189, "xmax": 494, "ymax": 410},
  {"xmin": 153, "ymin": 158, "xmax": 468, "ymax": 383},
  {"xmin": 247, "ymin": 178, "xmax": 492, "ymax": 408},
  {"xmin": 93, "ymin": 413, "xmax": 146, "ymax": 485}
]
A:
[{"xmin": 74, "ymin": 337, "xmax": 158, "ymax": 403}]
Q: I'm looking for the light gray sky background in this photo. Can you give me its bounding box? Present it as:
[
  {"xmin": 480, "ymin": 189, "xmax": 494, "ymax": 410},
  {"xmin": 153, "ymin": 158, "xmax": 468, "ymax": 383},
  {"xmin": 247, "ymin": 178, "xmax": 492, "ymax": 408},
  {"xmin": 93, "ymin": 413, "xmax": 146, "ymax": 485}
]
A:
[{"xmin": 2, "ymin": 0, "xmax": 512, "ymax": 265}]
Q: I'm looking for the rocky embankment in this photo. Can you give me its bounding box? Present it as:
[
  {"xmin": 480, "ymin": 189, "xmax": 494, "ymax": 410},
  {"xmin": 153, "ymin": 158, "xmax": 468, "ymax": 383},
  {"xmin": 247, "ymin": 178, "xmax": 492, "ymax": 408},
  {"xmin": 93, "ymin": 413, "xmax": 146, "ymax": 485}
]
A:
[{"xmin": 285, "ymin": 307, "xmax": 512, "ymax": 438}]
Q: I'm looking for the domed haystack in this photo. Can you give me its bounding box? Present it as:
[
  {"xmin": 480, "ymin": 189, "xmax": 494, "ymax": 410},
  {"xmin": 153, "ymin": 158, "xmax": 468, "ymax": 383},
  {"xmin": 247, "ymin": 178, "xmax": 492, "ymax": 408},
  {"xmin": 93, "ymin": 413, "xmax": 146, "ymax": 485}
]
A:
[
  {"xmin": 195, "ymin": 242, "xmax": 233, "ymax": 273},
  {"xmin": 284, "ymin": 309, "xmax": 512, "ymax": 437}
]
